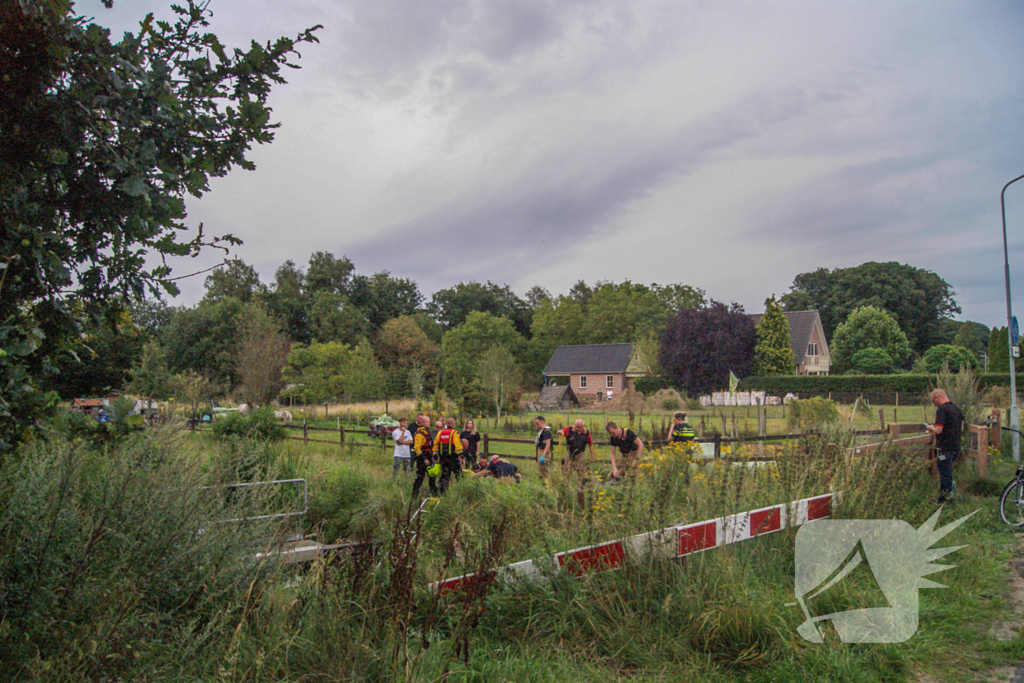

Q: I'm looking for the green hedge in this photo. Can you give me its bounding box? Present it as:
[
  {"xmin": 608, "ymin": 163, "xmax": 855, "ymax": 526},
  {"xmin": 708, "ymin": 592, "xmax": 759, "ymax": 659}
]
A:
[{"xmin": 739, "ymin": 373, "xmax": 1013, "ymax": 396}]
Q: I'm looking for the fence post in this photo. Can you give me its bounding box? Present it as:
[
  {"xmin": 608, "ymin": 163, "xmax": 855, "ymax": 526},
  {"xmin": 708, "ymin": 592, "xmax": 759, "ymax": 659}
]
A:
[
  {"xmin": 714, "ymin": 433, "xmax": 721, "ymax": 459},
  {"xmin": 303, "ymin": 421, "xmax": 308, "ymax": 445},
  {"xmin": 482, "ymin": 433, "xmax": 490, "ymax": 457},
  {"xmin": 340, "ymin": 424, "xmax": 345, "ymax": 448},
  {"xmin": 978, "ymin": 425, "xmax": 989, "ymax": 478},
  {"xmin": 879, "ymin": 409, "xmax": 885, "ymax": 430}
]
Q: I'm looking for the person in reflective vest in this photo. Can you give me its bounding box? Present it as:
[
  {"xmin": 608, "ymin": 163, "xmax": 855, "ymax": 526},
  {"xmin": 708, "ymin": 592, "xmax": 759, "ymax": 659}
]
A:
[
  {"xmin": 412, "ymin": 414, "xmax": 438, "ymax": 497},
  {"xmin": 670, "ymin": 411, "xmax": 696, "ymax": 447},
  {"xmin": 433, "ymin": 417, "xmax": 464, "ymax": 495}
]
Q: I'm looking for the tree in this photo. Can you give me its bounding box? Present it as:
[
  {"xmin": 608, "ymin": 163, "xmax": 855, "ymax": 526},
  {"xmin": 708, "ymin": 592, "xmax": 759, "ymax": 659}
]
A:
[
  {"xmin": 375, "ymin": 317, "xmax": 439, "ymax": 369},
  {"xmin": 0, "ymin": 1, "xmax": 319, "ymax": 449},
  {"xmin": 307, "ymin": 292, "xmax": 368, "ymax": 346},
  {"xmin": 236, "ymin": 305, "xmax": 291, "ymax": 407},
  {"xmin": 477, "ymin": 347, "xmax": 521, "ymax": 421},
  {"xmin": 831, "ymin": 306, "xmax": 911, "ymax": 373},
  {"xmin": 753, "ymin": 296, "xmax": 793, "ymax": 375},
  {"xmin": 203, "ymin": 259, "xmax": 266, "ymax": 304},
  {"xmin": 987, "ymin": 327, "xmax": 1023, "ymax": 373},
  {"xmin": 427, "ymin": 281, "xmax": 531, "ymax": 336},
  {"xmin": 659, "ymin": 302, "xmax": 756, "ymax": 396},
  {"xmin": 129, "ymin": 341, "xmax": 172, "ymax": 413},
  {"xmin": 440, "ymin": 312, "xmax": 527, "ymax": 397},
  {"xmin": 174, "ymin": 370, "xmax": 215, "ymax": 419},
  {"xmin": 305, "ymin": 251, "xmax": 354, "ymax": 296},
  {"xmin": 849, "ymin": 348, "xmax": 894, "ymax": 375},
  {"xmin": 348, "ymin": 271, "xmax": 423, "ymax": 331},
  {"xmin": 923, "ymin": 345, "xmax": 977, "ymax": 373},
  {"xmin": 161, "ymin": 298, "xmax": 246, "ymax": 386},
  {"xmin": 262, "ymin": 260, "xmax": 308, "ymax": 343},
  {"xmin": 281, "ymin": 340, "xmax": 384, "ymax": 404},
  {"xmin": 781, "ymin": 262, "xmax": 959, "ymax": 353},
  {"xmin": 950, "ymin": 322, "xmax": 989, "ymax": 358},
  {"xmin": 524, "ymin": 285, "xmax": 552, "ymax": 309}
]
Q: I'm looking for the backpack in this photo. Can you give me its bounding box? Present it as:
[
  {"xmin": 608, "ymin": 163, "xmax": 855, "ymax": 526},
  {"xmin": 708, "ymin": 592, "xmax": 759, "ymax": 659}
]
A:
[
  {"xmin": 565, "ymin": 428, "xmax": 589, "ymax": 456},
  {"xmin": 436, "ymin": 428, "xmax": 459, "ymax": 457}
]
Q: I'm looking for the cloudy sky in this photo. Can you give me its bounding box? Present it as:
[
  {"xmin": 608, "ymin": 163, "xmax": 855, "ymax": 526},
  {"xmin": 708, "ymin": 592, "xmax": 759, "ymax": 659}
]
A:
[{"xmin": 82, "ymin": 0, "xmax": 1024, "ymax": 326}]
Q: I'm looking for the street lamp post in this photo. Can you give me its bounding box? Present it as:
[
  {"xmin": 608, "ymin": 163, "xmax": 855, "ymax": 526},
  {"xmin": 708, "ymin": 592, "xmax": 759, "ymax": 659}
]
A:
[{"xmin": 1001, "ymin": 173, "xmax": 1024, "ymax": 462}]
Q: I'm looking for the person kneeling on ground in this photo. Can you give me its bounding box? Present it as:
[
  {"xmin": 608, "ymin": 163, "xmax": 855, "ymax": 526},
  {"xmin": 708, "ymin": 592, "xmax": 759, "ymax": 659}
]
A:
[
  {"xmin": 606, "ymin": 421, "xmax": 644, "ymax": 481},
  {"xmin": 474, "ymin": 454, "xmax": 522, "ymax": 483}
]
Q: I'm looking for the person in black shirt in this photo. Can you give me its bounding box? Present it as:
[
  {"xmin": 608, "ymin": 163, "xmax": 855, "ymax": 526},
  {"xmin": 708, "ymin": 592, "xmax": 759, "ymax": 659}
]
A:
[
  {"xmin": 460, "ymin": 419, "xmax": 481, "ymax": 470},
  {"xmin": 473, "ymin": 455, "xmax": 521, "ymax": 483},
  {"xmin": 534, "ymin": 415, "xmax": 553, "ymax": 480},
  {"xmin": 925, "ymin": 388, "xmax": 964, "ymax": 503},
  {"xmin": 606, "ymin": 421, "xmax": 644, "ymax": 481}
]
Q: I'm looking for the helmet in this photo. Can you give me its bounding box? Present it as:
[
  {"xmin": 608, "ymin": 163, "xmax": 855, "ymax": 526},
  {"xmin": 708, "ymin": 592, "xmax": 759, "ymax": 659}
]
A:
[{"xmin": 427, "ymin": 462, "xmax": 442, "ymax": 478}]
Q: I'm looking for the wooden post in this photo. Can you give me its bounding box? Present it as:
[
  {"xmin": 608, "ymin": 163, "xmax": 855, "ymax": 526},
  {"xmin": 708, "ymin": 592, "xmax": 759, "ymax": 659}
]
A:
[
  {"xmin": 714, "ymin": 433, "xmax": 721, "ymax": 459},
  {"xmin": 977, "ymin": 425, "xmax": 989, "ymax": 478},
  {"xmin": 339, "ymin": 424, "xmax": 345, "ymax": 448},
  {"xmin": 879, "ymin": 409, "xmax": 885, "ymax": 430},
  {"xmin": 482, "ymin": 433, "xmax": 490, "ymax": 457},
  {"xmin": 303, "ymin": 421, "xmax": 308, "ymax": 445}
]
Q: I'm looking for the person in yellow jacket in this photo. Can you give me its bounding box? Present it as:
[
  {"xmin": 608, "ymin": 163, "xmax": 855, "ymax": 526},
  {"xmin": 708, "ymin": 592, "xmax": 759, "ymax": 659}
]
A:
[
  {"xmin": 432, "ymin": 417, "xmax": 464, "ymax": 495},
  {"xmin": 412, "ymin": 414, "xmax": 438, "ymax": 497}
]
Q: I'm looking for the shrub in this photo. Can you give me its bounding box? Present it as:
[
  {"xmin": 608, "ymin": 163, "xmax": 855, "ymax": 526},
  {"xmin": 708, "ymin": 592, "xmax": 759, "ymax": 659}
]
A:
[
  {"xmin": 923, "ymin": 344, "xmax": 977, "ymax": 373},
  {"xmin": 787, "ymin": 397, "xmax": 840, "ymax": 430},
  {"xmin": 0, "ymin": 431, "xmax": 281, "ymax": 680},
  {"xmin": 740, "ymin": 373, "xmax": 1015, "ymax": 396},
  {"xmin": 661, "ymin": 396, "xmax": 682, "ymax": 411},
  {"xmin": 211, "ymin": 406, "xmax": 285, "ymax": 441},
  {"xmin": 850, "ymin": 347, "xmax": 894, "ymax": 375}
]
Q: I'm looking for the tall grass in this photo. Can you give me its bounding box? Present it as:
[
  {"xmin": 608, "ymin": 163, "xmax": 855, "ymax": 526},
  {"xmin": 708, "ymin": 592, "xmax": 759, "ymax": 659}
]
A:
[{"xmin": 1, "ymin": 419, "xmax": 1016, "ymax": 681}]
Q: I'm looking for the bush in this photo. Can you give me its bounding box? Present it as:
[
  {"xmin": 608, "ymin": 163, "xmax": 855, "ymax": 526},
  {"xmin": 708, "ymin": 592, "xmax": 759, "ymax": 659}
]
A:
[
  {"xmin": 661, "ymin": 396, "xmax": 682, "ymax": 411},
  {"xmin": 741, "ymin": 373, "xmax": 1015, "ymax": 396},
  {"xmin": 634, "ymin": 375, "xmax": 670, "ymax": 395},
  {"xmin": 850, "ymin": 347, "xmax": 894, "ymax": 375},
  {"xmin": 211, "ymin": 406, "xmax": 285, "ymax": 441},
  {"xmin": 0, "ymin": 431, "xmax": 282, "ymax": 681},
  {"xmin": 923, "ymin": 344, "xmax": 978, "ymax": 373},
  {"xmin": 787, "ymin": 397, "xmax": 840, "ymax": 430}
]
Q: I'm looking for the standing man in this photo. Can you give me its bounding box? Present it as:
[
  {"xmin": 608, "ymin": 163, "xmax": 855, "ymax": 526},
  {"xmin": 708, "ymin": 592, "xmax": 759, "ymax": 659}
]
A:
[
  {"xmin": 392, "ymin": 417, "xmax": 414, "ymax": 475},
  {"xmin": 606, "ymin": 421, "xmax": 644, "ymax": 481},
  {"xmin": 412, "ymin": 414, "xmax": 438, "ymax": 498},
  {"xmin": 925, "ymin": 388, "xmax": 964, "ymax": 504},
  {"xmin": 669, "ymin": 411, "xmax": 696, "ymax": 447},
  {"xmin": 560, "ymin": 418, "xmax": 594, "ymax": 477},
  {"xmin": 433, "ymin": 417, "xmax": 464, "ymax": 495},
  {"xmin": 534, "ymin": 415, "xmax": 553, "ymax": 480}
]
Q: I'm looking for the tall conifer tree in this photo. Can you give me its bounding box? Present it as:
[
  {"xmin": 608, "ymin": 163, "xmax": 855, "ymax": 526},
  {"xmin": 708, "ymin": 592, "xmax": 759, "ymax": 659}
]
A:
[{"xmin": 754, "ymin": 296, "xmax": 794, "ymax": 375}]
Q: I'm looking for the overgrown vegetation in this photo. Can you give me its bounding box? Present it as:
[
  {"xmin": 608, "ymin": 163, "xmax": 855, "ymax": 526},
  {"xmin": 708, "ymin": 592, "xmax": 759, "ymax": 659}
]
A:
[{"xmin": 3, "ymin": 420, "xmax": 1020, "ymax": 681}]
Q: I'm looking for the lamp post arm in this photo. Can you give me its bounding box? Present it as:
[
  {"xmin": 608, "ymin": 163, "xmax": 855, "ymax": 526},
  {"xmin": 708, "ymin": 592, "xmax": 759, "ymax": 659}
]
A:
[{"xmin": 1002, "ymin": 173, "xmax": 1024, "ymax": 462}]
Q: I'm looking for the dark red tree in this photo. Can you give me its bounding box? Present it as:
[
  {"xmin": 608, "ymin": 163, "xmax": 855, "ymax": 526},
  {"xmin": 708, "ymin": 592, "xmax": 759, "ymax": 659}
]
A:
[{"xmin": 659, "ymin": 301, "xmax": 756, "ymax": 396}]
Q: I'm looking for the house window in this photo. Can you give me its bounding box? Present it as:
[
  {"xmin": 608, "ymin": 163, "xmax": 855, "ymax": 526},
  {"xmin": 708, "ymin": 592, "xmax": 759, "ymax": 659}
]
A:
[
  {"xmin": 606, "ymin": 375, "xmax": 615, "ymax": 389},
  {"xmin": 579, "ymin": 375, "xmax": 588, "ymax": 389},
  {"xmin": 807, "ymin": 342, "xmax": 818, "ymax": 356}
]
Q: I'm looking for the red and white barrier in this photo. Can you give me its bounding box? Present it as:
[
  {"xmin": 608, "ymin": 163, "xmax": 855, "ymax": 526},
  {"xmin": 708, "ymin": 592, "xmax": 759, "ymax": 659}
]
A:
[{"xmin": 434, "ymin": 492, "xmax": 835, "ymax": 594}]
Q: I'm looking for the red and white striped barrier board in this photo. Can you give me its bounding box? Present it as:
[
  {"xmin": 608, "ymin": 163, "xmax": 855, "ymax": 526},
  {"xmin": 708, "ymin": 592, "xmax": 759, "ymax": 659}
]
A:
[{"xmin": 434, "ymin": 492, "xmax": 835, "ymax": 594}]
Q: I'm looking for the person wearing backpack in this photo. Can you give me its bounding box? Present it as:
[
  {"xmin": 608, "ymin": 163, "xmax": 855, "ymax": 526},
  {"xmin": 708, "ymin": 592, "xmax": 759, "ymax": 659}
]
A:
[
  {"xmin": 411, "ymin": 414, "xmax": 438, "ymax": 498},
  {"xmin": 559, "ymin": 418, "xmax": 594, "ymax": 477},
  {"xmin": 606, "ymin": 421, "xmax": 644, "ymax": 481},
  {"xmin": 433, "ymin": 417, "xmax": 464, "ymax": 495}
]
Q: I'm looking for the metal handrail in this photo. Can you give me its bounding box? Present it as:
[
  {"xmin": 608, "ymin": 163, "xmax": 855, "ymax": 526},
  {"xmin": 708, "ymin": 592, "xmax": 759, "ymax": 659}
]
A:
[{"xmin": 201, "ymin": 478, "xmax": 308, "ymax": 524}]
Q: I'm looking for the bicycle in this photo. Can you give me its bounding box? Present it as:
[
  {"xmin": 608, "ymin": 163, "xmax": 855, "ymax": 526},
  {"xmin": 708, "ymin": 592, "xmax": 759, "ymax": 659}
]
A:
[{"xmin": 999, "ymin": 426, "xmax": 1024, "ymax": 526}]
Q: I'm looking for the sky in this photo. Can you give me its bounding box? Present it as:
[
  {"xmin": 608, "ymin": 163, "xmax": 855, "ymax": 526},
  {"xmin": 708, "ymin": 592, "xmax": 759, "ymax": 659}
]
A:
[{"xmin": 80, "ymin": 0, "xmax": 1024, "ymax": 327}]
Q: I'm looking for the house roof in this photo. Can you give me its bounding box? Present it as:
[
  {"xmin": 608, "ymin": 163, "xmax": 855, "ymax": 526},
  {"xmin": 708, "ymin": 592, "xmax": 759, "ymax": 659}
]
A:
[
  {"xmin": 543, "ymin": 343, "xmax": 635, "ymax": 375},
  {"xmin": 73, "ymin": 398, "xmax": 105, "ymax": 407},
  {"xmin": 748, "ymin": 310, "xmax": 824, "ymax": 365}
]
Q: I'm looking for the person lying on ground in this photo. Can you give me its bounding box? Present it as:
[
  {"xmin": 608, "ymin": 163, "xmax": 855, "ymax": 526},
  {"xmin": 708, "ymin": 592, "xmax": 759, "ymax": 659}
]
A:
[{"xmin": 473, "ymin": 455, "xmax": 522, "ymax": 483}]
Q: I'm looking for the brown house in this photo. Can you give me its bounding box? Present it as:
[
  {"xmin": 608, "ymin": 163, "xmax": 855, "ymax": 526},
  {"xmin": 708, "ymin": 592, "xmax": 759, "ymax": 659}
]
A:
[
  {"xmin": 749, "ymin": 310, "xmax": 831, "ymax": 376},
  {"xmin": 542, "ymin": 343, "xmax": 645, "ymax": 401}
]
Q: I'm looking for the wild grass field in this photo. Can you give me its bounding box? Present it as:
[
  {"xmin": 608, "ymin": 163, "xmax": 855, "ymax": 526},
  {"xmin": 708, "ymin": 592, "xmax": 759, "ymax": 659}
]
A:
[{"xmin": 3, "ymin": 413, "xmax": 1022, "ymax": 682}]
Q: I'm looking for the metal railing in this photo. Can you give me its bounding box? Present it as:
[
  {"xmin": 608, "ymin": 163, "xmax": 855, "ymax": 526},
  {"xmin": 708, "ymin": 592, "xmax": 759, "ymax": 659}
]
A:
[{"xmin": 202, "ymin": 478, "xmax": 308, "ymax": 524}]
